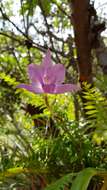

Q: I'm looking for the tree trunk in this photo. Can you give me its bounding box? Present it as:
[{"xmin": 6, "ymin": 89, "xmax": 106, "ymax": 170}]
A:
[{"xmin": 69, "ymin": 0, "xmax": 93, "ymax": 85}]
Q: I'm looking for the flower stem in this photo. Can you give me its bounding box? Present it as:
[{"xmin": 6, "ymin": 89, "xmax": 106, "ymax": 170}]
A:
[
  {"xmin": 44, "ymin": 94, "xmax": 52, "ymax": 114},
  {"xmin": 43, "ymin": 94, "xmax": 55, "ymax": 136}
]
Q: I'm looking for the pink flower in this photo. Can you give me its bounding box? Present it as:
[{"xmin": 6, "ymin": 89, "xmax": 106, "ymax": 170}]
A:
[{"xmin": 17, "ymin": 49, "xmax": 80, "ymax": 94}]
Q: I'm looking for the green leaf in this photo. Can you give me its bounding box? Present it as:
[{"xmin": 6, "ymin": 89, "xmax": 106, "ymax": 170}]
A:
[
  {"xmin": 45, "ymin": 173, "xmax": 75, "ymax": 190},
  {"xmin": 85, "ymin": 105, "xmax": 96, "ymax": 110},
  {"xmin": 71, "ymin": 168, "xmax": 97, "ymax": 190},
  {"xmin": 0, "ymin": 167, "xmax": 47, "ymax": 180},
  {"xmin": 86, "ymin": 110, "xmax": 98, "ymax": 115},
  {"xmin": 20, "ymin": 0, "xmax": 38, "ymax": 16},
  {"xmin": 37, "ymin": 0, "xmax": 51, "ymax": 15}
]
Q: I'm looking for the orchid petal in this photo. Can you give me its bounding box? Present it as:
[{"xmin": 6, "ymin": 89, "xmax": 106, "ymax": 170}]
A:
[
  {"xmin": 17, "ymin": 84, "xmax": 43, "ymax": 94},
  {"xmin": 46, "ymin": 64, "xmax": 65, "ymax": 84},
  {"xmin": 53, "ymin": 84, "xmax": 80, "ymax": 94},
  {"xmin": 28, "ymin": 64, "xmax": 43, "ymax": 84},
  {"xmin": 42, "ymin": 49, "xmax": 52, "ymax": 69}
]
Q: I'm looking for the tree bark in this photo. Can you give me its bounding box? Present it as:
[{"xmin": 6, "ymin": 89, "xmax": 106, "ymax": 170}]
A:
[{"xmin": 69, "ymin": 0, "xmax": 93, "ymax": 84}]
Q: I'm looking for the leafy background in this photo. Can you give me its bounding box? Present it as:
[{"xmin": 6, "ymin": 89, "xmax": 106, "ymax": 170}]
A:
[{"xmin": 0, "ymin": 0, "xmax": 107, "ymax": 189}]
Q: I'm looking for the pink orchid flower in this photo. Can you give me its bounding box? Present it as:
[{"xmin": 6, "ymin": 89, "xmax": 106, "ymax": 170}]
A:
[{"xmin": 17, "ymin": 49, "xmax": 80, "ymax": 94}]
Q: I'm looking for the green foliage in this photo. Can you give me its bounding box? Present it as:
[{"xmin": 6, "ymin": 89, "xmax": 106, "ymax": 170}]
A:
[
  {"xmin": 71, "ymin": 168, "xmax": 107, "ymax": 190},
  {"xmin": 45, "ymin": 173, "xmax": 75, "ymax": 190},
  {"xmin": 82, "ymin": 82, "xmax": 107, "ymax": 142},
  {"xmin": 0, "ymin": 72, "xmax": 19, "ymax": 87},
  {"xmin": 20, "ymin": 0, "xmax": 51, "ymax": 16},
  {"xmin": 45, "ymin": 167, "xmax": 107, "ymax": 190},
  {"xmin": 20, "ymin": 0, "xmax": 38, "ymax": 16},
  {"xmin": 0, "ymin": 0, "xmax": 107, "ymax": 189},
  {"xmin": 71, "ymin": 168, "xmax": 97, "ymax": 190}
]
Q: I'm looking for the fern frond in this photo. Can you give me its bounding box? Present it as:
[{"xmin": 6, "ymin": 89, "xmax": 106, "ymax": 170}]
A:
[
  {"xmin": 0, "ymin": 72, "xmax": 19, "ymax": 86},
  {"xmin": 82, "ymin": 83, "xmax": 107, "ymax": 141}
]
